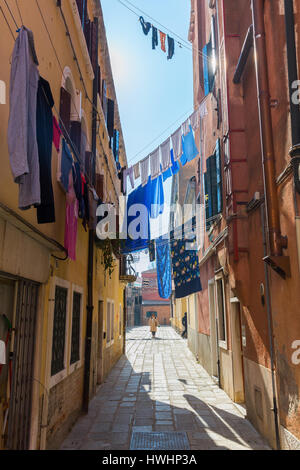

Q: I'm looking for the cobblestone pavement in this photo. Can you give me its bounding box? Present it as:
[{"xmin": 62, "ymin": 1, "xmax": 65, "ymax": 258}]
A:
[{"xmin": 61, "ymin": 326, "xmax": 270, "ymax": 450}]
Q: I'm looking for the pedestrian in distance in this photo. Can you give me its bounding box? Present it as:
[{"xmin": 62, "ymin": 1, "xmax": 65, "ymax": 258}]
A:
[
  {"xmin": 149, "ymin": 313, "xmax": 159, "ymax": 338},
  {"xmin": 182, "ymin": 312, "xmax": 187, "ymax": 338}
]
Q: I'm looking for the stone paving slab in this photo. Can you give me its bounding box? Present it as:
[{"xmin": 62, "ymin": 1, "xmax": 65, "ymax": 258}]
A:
[{"xmin": 60, "ymin": 326, "xmax": 270, "ymax": 451}]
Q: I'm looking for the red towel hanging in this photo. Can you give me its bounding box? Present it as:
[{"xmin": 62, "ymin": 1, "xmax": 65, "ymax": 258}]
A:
[{"xmin": 159, "ymin": 31, "xmax": 166, "ymax": 52}]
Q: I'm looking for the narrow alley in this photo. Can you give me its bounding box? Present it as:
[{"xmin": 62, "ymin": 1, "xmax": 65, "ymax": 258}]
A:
[{"xmin": 60, "ymin": 327, "xmax": 270, "ymax": 451}]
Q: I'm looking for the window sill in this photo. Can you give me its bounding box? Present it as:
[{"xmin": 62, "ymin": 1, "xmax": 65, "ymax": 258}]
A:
[
  {"xmin": 218, "ymin": 340, "xmax": 228, "ymax": 351},
  {"xmin": 49, "ymin": 367, "xmax": 68, "ymax": 389}
]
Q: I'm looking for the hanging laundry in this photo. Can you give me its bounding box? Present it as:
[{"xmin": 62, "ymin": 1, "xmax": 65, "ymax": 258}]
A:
[
  {"xmin": 160, "ymin": 137, "xmax": 171, "ymax": 172},
  {"xmin": 170, "ymin": 217, "xmax": 202, "ymax": 299},
  {"xmin": 81, "ymin": 173, "xmax": 90, "ymax": 231},
  {"xmin": 73, "ymin": 161, "xmax": 85, "ymax": 220},
  {"xmin": 200, "ymin": 100, "xmax": 208, "ymax": 118},
  {"xmin": 167, "ymin": 35, "xmax": 175, "ymax": 60},
  {"xmin": 182, "ymin": 118, "xmax": 190, "ymax": 136},
  {"xmin": 156, "ymin": 236, "xmax": 172, "ymax": 299},
  {"xmin": 159, "ymin": 31, "xmax": 167, "ymax": 52},
  {"xmin": 133, "ymin": 162, "xmax": 140, "ymax": 180},
  {"xmin": 152, "ymin": 26, "xmax": 158, "ymax": 50},
  {"xmin": 170, "ymin": 149, "xmax": 180, "ymax": 175},
  {"xmin": 182, "ymin": 125, "xmax": 199, "ymax": 163},
  {"xmin": 122, "ymin": 179, "xmax": 151, "ymax": 254},
  {"xmin": 190, "ymin": 109, "xmax": 200, "ymax": 131},
  {"xmin": 140, "ymin": 155, "xmax": 150, "ymax": 186},
  {"xmin": 150, "ymin": 174, "xmax": 164, "ymax": 219},
  {"xmin": 36, "ymin": 77, "xmax": 55, "ymax": 224},
  {"xmin": 196, "ymin": 203, "xmax": 205, "ymax": 250},
  {"xmin": 180, "ymin": 135, "xmax": 188, "ymax": 167},
  {"xmin": 7, "ymin": 26, "xmax": 40, "ymax": 210},
  {"xmin": 60, "ymin": 139, "xmax": 74, "ymax": 192},
  {"xmin": 53, "ymin": 116, "xmax": 62, "ymax": 152},
  {"xmin": 150, "ymin": 147, "xmax": 160, "ymax": 180},
  {"xmin": 123, "ymin": 167, "xmax": 134, "ymax": 194},
  {"xmin": 148, "ymin": 240, "xmax": 156, "ymax": 262},
  {"xmin": 139, "ymin": 16, "xmax": 151, "ymax": 35},
  {"xmin": 88, "ymin": 186, "xmax": 99, "ymax": 230},
  {"xmin": 64, "ymin": 170, "xmax": 79, "ymax": 261},
  {"xmin": 171, "ymin": 126, "xmax": 183, "ymax": 161},
  {"xmin": 0, "ymin": 340, "xmax": 6, "ymax": 365}
]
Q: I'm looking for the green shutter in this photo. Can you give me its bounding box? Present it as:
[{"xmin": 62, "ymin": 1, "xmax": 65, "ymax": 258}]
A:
[{"xmin": 216, "ymin": 139, "xmax": 222, "ymax": 214}]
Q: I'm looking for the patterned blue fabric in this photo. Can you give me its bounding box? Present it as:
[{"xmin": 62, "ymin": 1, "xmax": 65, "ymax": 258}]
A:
[
  {"xmin": 170, "ymin": 217, "xmax": 202, "ymax": 299},
  {"xmin": 156, "ymin": 236, "xmax": 172, "ymax": 299}
]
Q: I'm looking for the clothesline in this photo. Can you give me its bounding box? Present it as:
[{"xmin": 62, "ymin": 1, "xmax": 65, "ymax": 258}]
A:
[{"xmin": 122, "ymin": 98, "xmax": 208, "ymax": 194}]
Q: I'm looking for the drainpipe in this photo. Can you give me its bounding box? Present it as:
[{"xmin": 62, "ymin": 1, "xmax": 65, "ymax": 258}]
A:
[
  {"xmin": 260, "ymin": 204, "xmax": 281, "ymax": 450},
  {"xmin": 251, "ymin": 0, "xmax": 283, "ymax": 449},
  {"xmin": 82, "ymin": 17, "xmax": 99, "ymax": 413},
  {"xmin": 284, "ymin": 0, "xmax": 300, "ymax": 273},
  {"xmin": 251, "ymin": 0, "xmax": 287, "ymax": 259}
]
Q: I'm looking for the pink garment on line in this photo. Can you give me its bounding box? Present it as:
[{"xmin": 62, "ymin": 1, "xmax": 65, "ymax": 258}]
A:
[
  {"xmin": 64, "ymin": 170, "xmax": 78, "ymax": 261},
  {"xmin": 53, "ymin": 116, "xmax": 62, "ymax": 152}
]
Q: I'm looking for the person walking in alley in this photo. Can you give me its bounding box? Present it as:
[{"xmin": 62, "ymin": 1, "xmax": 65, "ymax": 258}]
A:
[
  {"xmin": 182, "ymin": 312, "xmax": 187, "ymax": 338},
  {"xmin": 149, "ymin": 313, "xmax": 159, "ymax": 338}
]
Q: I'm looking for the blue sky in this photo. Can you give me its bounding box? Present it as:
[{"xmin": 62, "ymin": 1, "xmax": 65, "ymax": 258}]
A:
[
  {"xmin": 101, "ymin": 0, "xmax": 194, "ymax": 166},
  {"xmin": 101, "ymin": 0, "xmax": 194, "ymax": 274}
]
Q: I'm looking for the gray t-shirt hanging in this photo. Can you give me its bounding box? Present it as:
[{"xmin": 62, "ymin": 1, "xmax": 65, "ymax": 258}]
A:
[{"xmin": 7, "ymin": 26, "xmax": 41, "ymax": 210}]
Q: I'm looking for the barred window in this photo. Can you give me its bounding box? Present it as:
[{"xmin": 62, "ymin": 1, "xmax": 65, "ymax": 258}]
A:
[
  {"xmin": 70, "ymin": 292, "xmax": 81, "ymax": 365},
  {"xmin": 51, "ymin": 286, "xmax": 67, "ymax": 376}
]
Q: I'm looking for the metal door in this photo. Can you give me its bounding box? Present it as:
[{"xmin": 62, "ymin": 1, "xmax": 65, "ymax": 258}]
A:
[{"xmin": 7, "ymin": 280, "xmax": 39, "ymax": 449}]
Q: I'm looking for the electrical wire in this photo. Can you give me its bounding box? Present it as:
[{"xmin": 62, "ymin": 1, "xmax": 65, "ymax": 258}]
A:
[
  {"xmin": 15, "ymin": 0, "xmax": 23, "ymax": 26},
  {"xmin": 3, "ymin": 0, "xmax": 18, "ymax": 29},
  {"xmin": 126, "ymin": 107, "xmax": 193, "ymax": 166},
  {"xmin": 34, "ymin": 0, "xmax": 121, "ymax": 202},
  {"xmin": 0, "ymin": 5, "xmax": 16, "ymax": 40}
]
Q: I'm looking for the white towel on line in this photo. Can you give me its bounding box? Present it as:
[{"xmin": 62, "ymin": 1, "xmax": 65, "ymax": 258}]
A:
[
  {"xmin": 150, "ymin": 147, "xmax": 161, "ymax": 180},
  {"xmin": 182, "ymin": 118, "xmax": 190, "ymax": 136},
  {"xmin": 160, "ymin": 138, "xmax": 171, "ymax": 172},
  {"xmin": 133, "ymin": 162, "xmax": 140, "ymax": 180},
  {"xmin": 140, "ymin": 155, "xmax": 150, "ymax": 186},
  {"xmin": 171, "ymin": 126, "xmax": 183, "ymax": 161}
]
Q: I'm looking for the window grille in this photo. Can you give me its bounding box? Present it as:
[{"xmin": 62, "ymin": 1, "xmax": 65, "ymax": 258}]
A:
[
  {"xmin": 70, "ymin": 292, "xmax": 81, "ymax": 365},
  {"xmin": 51, "ymin": 286, "xmax": 67, "ymax": 376}
]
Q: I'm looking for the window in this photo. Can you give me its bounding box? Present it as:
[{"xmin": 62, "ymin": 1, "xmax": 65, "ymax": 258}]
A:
[
  {"xmin": 119, "ymin": 304, "xmax": 122, "ymax": 336},
  {"xmin": 51, "ymin": 286, "xmax": 68, "ymax": 376},
  {"xmin": 106, "ymin": 300, "xmax": 115, "ymax": 345},
  {"xmin": 70, "ymin": 291, "xmax": 82, "ymax": 365},
  {"xmin": 202, "ymin": 15, "xmax": 218, "ymax": 96},
  {"xmin": 204, "ymin": 139, "xmax": 222, "ymax": 230},
  {"xmin": 216, "ymin": 278, "xmax": 227, "ymax": 346}
]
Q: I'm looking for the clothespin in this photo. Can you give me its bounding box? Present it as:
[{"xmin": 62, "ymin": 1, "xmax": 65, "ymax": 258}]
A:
[{"xmin": 16, "ymin": 28, "xmax": 21, "ymax": 33}]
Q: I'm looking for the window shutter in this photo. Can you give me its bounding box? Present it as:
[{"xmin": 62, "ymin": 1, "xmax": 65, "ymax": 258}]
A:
[
  {"xmin": 84, "ymin": 19, "xmax": 91, "ymax": 54},
  {"xmin": 85, "ymin": 151, "xmax": 92, "ymax": 182},
  {"xmin": 97, "ymin": 65, "xmax": 102, "ymax": 97},
  {"xmin": 102, "ymin": 80, "xmax": 107, "ymax": 121},
  {"xmin": 91, "ymin": 20, "xmax": 98, "ymax": 74},
  {"xmin": 202, "ymin": 44, "xmax": 210, "ymax": 96},
  {"xmin": 113, "ymin": 129, "xmax": 120, "ymax": 162},
  {"xmin": 59, "ymin": 87, "xmax": 71, "ymax": 137},
  {"xmin": 216, "ymin": 139, "xmax": 223, "ymax": 214},
  {"xmin": 107, "ymin": 98, "xmax": 115, "ymax": 138},
  {"xmin": 96, "ymin": 174, "xmax": 104, "ymax": 200},
  {"xmin": 70, "ymin": 121, "xmax": 82, "ymax": 160},
  {"xmin": 210, "ymin": 152, "xmax": 218, "ymax": 217},
  {"xmin": 207, "ymin": 39, "xmax": 214, "ymax": 92}
]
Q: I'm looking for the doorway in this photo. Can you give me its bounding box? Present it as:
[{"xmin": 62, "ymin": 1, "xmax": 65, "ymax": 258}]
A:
[
  {"xmin": 208, "ymin": 280, "xmax": 219, "ymax": 378},
  {"xmin": 230, "ymin": 298, "xmax": 245, "ymax": 403},
  {"xmin": 97, "ymin": 300, "xmax": 104, "ymax": 385},
  {"xmin": 2, "ymin": 278, "xmax": 39, "ymax": 450}
]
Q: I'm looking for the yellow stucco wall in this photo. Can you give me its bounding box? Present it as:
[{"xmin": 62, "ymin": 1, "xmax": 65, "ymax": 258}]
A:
[{"xmin": 0, "ymin": 0, "xmax": 126, "ymax": 449}]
